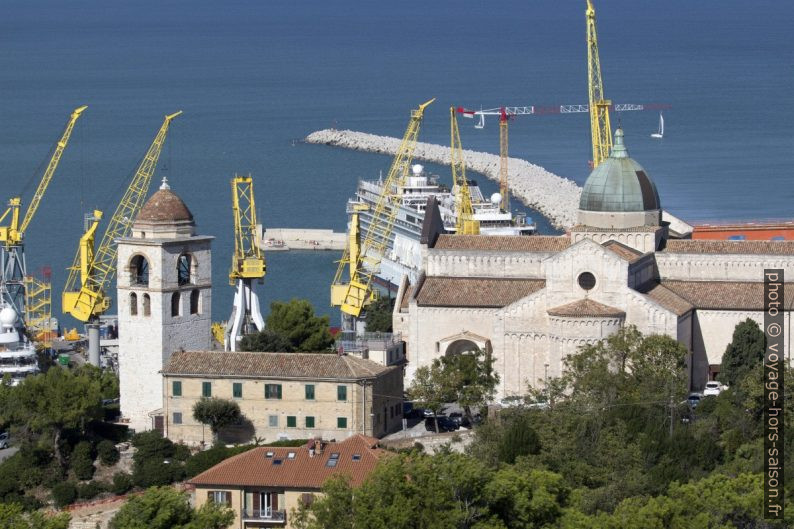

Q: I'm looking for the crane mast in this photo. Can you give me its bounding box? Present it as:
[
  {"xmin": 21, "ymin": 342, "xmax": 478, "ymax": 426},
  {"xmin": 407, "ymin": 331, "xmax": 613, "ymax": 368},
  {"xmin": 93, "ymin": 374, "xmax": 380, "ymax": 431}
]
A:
[
  {"xmin": 331, "ymin": 99, "xmax": 434, "ymax": 324},
  {"xmin": 499, "ymin": 108, "xmax": 510, "ymax": 212},
  {"xmin": 450, "ymin": 106, "xmax": 478, "ymax": 235},
  {"xmin": 0, "ymin": 105, "xmax": 87, "ymax": 326},
  {"xmin": 586, "ymin": 0, "xmax": 613, "ymax": 168},
  {"xmin": 62, "ymin": 111, "xmax": 182, "ymax": 324},
  {"xmin": 225, "ymin": 174, "xmax": 266, "ymax": 351}
]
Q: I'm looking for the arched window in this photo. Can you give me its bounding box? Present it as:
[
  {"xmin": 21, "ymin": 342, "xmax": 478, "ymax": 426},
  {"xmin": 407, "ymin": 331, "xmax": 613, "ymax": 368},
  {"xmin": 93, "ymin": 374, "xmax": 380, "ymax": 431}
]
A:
[
  {"xmin": 131, "ymin": 255, "xmax": 149, "ymax": 286},
  {"xmin": 190, "ymin": 289, "xmax": 200, "ymax": 315},
  {"xmin": 171, "ymin": 292, "xmax": 181, "ymax": 317},
  {"xmin": 143, "ymin": 294, "xmax": 151, "ymax": 317},
  {"xmin": 177, "ymin": 254, "xmax": 192, "ymax": 286},
  {"xmin": 130, "ymin": 293, "xmax": 138, "ymax": 316}
]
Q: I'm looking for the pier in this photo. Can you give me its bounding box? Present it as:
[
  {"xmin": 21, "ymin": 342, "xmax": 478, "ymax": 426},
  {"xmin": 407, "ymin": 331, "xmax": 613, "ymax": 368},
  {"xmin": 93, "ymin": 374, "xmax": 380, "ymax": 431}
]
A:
[{"xmin": 262, "ymin": 228, "xmax": 345, "ymax": 251}]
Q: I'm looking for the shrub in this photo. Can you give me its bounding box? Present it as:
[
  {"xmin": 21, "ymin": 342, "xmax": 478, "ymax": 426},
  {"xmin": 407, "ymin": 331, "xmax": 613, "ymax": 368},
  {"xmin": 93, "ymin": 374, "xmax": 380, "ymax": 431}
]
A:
[
  {"xmin": 131, "ymin": 431, "xmax": 174, "ymax": 462},
  {"xmin": 497, "ymin": 413, "xmax": 541, "ymax": 464},
  {"xmin": 173, "ymin": 443, "xmax": 192, "ymax": 462},
  {"xmin": 77, "ymin": 481, "xmax": 105, "ymax": 500},
  {"xmin": 71, "ymin": 441, "xmax": 95, "ymax": 480},
  {"xmin": 111, "ymin": 472, "xmax": 134, "ymax": 495},
  {"xmin": 184, "ymin": 444, "xmax": 249, "ymax": 478},
  {"xmin": 97, "ymin": 440, "xmax": 120, "ymax": 466},
  {"xmin": 52, "ymin": 481, "xmax": 78, "ymax": 508},
  {"xmin": 132, "ymin": 459, "xmax": 180, "ymax": 488}
]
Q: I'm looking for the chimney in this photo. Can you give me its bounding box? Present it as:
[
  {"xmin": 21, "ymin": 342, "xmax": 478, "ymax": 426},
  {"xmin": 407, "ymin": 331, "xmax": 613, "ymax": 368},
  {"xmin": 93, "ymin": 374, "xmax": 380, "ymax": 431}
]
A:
[{"xmin": 314, "ymin": 438, "xmax": 324, "ymax": 455}]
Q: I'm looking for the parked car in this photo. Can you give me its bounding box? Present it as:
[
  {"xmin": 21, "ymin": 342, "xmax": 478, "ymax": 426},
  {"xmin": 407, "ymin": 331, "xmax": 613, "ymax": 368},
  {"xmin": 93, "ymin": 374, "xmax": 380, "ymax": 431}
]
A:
[
  {"xmin": 0, "ymin": 432, "xmax": 9, "ymax": 450},
  {"xmin": 703, "ymin": 381, "xmax": 722, "ymax": 397},
  {"xmin": 448, "ymin": 412, "xmax": 471, "ymax": 428},
  {"xmin": 424, "ymin": 416, "xmax": 459, "ymax": 432},
  {"xmin": 423, "ymin": 408, "xmax": 438, "ymax": 418},
  {"xmin": 403, "ymin": 402, "xmax": 424, "ymax": 420},
  {"xmin": 687, "ymin": 393, "xmax": 702, "ymax": 408}
]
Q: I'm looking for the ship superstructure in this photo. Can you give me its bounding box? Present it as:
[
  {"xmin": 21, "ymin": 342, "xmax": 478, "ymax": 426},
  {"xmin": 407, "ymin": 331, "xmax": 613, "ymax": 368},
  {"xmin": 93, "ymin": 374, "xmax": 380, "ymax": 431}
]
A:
[
  {"xmin": 0, "ymin": 305, "xmax": 38, "ymax": 385},
  {"xmin": 349, "ymin": 164, "xmax": 535, "ymax": 288}
]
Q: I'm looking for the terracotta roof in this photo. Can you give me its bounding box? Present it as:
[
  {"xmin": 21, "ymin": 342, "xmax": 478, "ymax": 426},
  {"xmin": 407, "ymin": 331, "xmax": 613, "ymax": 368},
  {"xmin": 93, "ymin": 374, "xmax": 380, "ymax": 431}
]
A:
[
  {"xmin": 640, "ymin": 283, "xmax": 695, "ymax": 316},
  {"xmin": 399, "ymin": 285, "xmax": 413, "ymax": 311},
  {"xmin": 602, "ymin": 240, "xmax": 643, "ymax": 262},
  {"xmin": 569, "ymin": 224, "xmax": 661, "ymax": 233},
  {"xmin": 547, "ymin": 298, "xmax": 625, "ymax": 318},
  {"xmin": 432, "ymin": 235, "xmax": 570, "ymax": 252},
  {"xmin": 415, "ymin": 277, "xmax": 545, "ymax": 308},
  {"xmin": 661, "ymin": 281, "xmax": 794, "ymax": 310},
  {"xmin": 662, "ymin": 240, "xmax": 794, "ymax": 255},
  {"xmin": 136, "ymin": 188, "xmax": 194, "ymax": 223},
  {"xmin": 189, "ymin": 435, "xmax": 388, "ymax": 489},
  {"xmin": 162, "ymin": 351, "xmax": 393, "ymax": 380}
]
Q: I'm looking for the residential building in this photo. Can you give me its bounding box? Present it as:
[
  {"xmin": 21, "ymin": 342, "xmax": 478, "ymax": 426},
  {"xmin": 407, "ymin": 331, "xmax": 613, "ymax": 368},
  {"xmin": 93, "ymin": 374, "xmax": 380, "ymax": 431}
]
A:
[
  {"xmin": 189, "ymin": 435, "xmax": 388, "ymax": 528},
  {"xmin": 161, "ymin": 350, "xmax": 403, "ymax": 445}
]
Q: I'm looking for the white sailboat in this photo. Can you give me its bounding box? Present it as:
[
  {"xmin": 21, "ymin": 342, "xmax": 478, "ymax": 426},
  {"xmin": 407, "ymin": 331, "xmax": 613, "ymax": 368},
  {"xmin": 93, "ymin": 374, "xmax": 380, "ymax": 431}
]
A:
[{"xmin": 651, "ymin": 112, "xmax": 664, "ymax": 138}]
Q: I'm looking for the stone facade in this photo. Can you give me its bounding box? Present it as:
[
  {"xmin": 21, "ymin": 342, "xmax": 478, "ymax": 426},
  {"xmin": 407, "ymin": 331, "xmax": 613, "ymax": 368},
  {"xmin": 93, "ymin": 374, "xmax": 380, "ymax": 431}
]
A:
[
  {"xmin": 162, "ymin": 351, "xmax": 404, "ymax": 445},
  {"xmin": 117, "ymin": 180, "xmax": 213, "ymax": 432}
]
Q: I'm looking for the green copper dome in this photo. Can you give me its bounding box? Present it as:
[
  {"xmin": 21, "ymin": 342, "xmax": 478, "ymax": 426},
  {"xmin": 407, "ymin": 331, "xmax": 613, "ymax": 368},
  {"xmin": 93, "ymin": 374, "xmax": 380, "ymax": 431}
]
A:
[{"xmin": 579, "ymin": 129, "xmax": 661, "ymax": 212}]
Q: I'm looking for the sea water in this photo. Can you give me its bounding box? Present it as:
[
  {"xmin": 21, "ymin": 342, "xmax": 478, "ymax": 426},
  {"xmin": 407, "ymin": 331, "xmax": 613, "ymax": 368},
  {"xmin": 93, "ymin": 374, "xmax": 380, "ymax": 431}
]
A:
[{"xmin": 1, "ymin": 0, "xmax": 791, "ymax": 325}]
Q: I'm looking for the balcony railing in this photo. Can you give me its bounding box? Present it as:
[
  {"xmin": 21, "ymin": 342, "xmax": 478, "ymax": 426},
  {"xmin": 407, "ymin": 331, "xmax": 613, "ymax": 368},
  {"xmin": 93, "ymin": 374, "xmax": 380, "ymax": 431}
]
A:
[
  {"xmin": 335, "ymin": 331, "xmax": 401, "ymax": 353},
  {"xmin": 242, "ymin": 509, "xmax": 286, "ymax": 523}
]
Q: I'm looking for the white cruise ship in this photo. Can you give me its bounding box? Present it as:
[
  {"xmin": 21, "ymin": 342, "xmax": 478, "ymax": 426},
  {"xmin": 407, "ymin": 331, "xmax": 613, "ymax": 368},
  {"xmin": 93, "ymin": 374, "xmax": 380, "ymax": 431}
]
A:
[
  {"xmin": 350, "ymin": 164, "xmax": 535, "ymax": 290},
  {"xmin": 0, "ymin": 306, "xmax": 39, "ymax": 385}
]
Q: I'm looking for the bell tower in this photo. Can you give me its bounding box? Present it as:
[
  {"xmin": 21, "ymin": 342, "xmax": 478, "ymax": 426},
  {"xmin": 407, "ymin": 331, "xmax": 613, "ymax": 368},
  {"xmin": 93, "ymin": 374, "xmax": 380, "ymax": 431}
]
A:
[{"xmin": 117, "ymin": 178, "xmax": 214, "ymax": 432}]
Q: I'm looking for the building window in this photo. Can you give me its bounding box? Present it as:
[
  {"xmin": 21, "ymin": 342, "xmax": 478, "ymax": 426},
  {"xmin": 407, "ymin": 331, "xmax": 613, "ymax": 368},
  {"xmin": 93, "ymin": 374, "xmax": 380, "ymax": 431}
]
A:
[
  {"xmin": 143, "ymin": 294, "xmax": 151, "ymax": 316},
  {"xmin": 190, "ymin": 289, "xmax": 200, "ymax": 315},
  {"xmin": 286, "ymin": 416, "xmax": 296, "ymax": 428},
  {"xmin": 171, "ymin": 292, "xmax": 180, "ymax": 317},
  {"xmin": 208, "ymin": 491, "xmax": 231, "ymax": 506},
  {"xmin": 337, "ymin": 417, "xmax": 347, "ymax": 429},
  {"xmin": 172, "ymin": 380, "xmax": 182, "ymax": 397},
  {"xmin": 172, "ymin": 412, "xmax": 182, "ymax": 425},
  {"xmin": 202, "ymin": 381, "xmax": 212, "ymax": 398},
  {"xmin": 233, "ymin": 382, "xmax": 242, "ymax": 399},
  {"xmin": 305, "ymin": 384, "xmax": 315, "ymax": 400},
  {"xmin": 305, "ymin": 416, "xmax": 315, "ymax": 428},
  {"xmin": 177, "ymin": 254, "xmax": 192, "ymax": 285},
  {"xmin": 337, "ymin": 385, "xmax": 347, "ymax": 401},
  {"xmin": 265, "ymin": 384, "xmax": 282, "ymax": 399},
  {"xmin": 130, "ymin": 293, "xmax": 137, "ymax": 316},
  {"xmin": 268, "ymin": 415, "xmax": 278, "ymax": 427},
  {"xmin": 130, "ymin": 255, "xmax": 149, "ymax": 286},
  {"xmin": 577, "ymin": 271, "xmax": 596, "ymax": 291}
]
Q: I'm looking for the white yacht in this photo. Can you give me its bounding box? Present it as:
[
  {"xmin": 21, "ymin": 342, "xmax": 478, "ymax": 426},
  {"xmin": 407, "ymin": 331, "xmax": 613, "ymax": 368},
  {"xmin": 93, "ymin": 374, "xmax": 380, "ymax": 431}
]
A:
[
  {"xmin": 0, "ymin": 306, "xmax": 39, "ymax": 385},
  {"xmin": 349, "ymin": 164, "xmax": 535, "ymax": 290}
]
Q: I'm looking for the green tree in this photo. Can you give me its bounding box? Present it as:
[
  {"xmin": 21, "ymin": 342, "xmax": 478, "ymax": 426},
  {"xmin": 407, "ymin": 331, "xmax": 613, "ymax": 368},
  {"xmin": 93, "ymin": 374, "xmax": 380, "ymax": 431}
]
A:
[
  {"xmin": 406, "ymin": 362, "xmax": 447, "ymax": 432},
  {"xmin": 265, "ymin": 299, "xmax": 334, "ymax": 351},
  {"xmin": 192, "ymin": 398, "xmax": 242, "ymax": 439},
  {"xmin": 97, "ymin": 440, "xmax": 120, "ymax": 466},
  {"xmin": 496, "ymin": 413, "xmax": 541, "ymax": 464},
  {"xmin": 70, "ymin": 441, "xmax": 95, "ymax": 480},
  {"xmin": 439, "ymin": 348, "xmax": 499, "ymax": 421},
  {"xmin": 109, "ymin": 486, "xmax": 233, "ymax": 529},
  {"xmin": 0, "ymin": 367, "xmax": 102, "ymax": 467},
  {"xmin": 720, "ymin": 318, "xmax": 765, "ymax": 388},
  {"xmin": 239, "ymin": 329, "xmax": 294, "ymax": 352},
  {"xmin": 51, "ymin": 481, "xmax": 77, "ymax": 509},
  {"xmin": 0, "ymin": 503, "xmax": 70, "ymax": 529},
  {"xmin": 364, "ymin": 296, "xmax": 395, "ymax": 333}
]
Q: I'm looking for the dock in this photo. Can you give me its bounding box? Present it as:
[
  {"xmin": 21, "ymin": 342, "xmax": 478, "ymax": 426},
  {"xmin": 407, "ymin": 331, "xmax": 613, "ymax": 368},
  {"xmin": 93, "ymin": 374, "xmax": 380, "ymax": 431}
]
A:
[{"xmin": 262, "ymin": 228, "xmax": 345, "ymax": 251}]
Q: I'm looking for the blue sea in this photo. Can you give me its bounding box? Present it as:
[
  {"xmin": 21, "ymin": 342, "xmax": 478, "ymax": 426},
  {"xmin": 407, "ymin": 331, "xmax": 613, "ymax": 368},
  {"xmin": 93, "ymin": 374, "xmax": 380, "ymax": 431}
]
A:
[{"xmin": 1, "ymin": 0, "xmax": 792, "ymax": 326}]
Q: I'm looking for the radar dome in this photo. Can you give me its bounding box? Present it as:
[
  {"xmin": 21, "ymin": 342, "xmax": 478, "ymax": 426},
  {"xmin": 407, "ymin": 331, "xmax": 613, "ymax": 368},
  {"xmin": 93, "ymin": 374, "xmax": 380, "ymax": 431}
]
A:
[
  {"xmin": 0, "ymin": 306, "xmax": 17, "ymax": 327},
  {"xmin": 490, "ymin": 192, "xmax": 502, "ymax": 205},
  {"xmin": 411, "ymin": 164, "xmax": 424, "ymax": 175}
]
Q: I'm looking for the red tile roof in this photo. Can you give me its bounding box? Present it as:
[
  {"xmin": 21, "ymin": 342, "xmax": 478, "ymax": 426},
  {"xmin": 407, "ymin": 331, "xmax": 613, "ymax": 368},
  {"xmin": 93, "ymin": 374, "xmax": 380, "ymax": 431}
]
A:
[
  {"xmin": 136, "ymin": 188, "xmax": 194, "ymax": 223},
  {"xmin": 602, "ymin": 240, "xmax": 643, "ymax": 262},
  {"xmin": 162, "ymin": 351, "xmax": 394, "ymax": 380},
  {"xmin": 662, "ymin": 240, "xmax": 794, "ymax": 255},
  {"xmin": 660, "ymin": 281, "xmax": 794, "ymax": 310},
  {"xmin": 640, "ymin": 283, "xmax": 695, "ymax": 316},
  {"xmin": 547, "ymin": 298, "xmax": 626, "ymax": 318},
  {"xmin": 188, "ymin": 435, "xmax": 388, "ymax": 489},
  {"xmin": 415, "ymin": 277, "xmax": 546, "ymax": 308},
  {"xmin": 433, "ymin": 235, "xmax": 570, "ymax": 252}
]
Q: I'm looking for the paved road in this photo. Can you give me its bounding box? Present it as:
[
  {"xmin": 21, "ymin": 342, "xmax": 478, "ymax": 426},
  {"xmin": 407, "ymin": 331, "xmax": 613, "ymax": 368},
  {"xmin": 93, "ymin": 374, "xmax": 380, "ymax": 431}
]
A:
[{"xmin": 0, "ymin": 447, "xmax": 18, "ymax": 463}]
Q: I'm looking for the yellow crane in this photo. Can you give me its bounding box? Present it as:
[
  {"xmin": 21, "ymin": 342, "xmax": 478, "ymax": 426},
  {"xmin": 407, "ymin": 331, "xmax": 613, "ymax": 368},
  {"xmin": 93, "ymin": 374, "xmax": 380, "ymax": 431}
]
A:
[
  {"xmin": 331, "ymin": 99, "xmax": 434, "ymax": 325},
  {"xmin": 450, "ymin": 106, "xmax": 479, "ymax": 235},
  {"xmin": 586, "ymin": 0, "xmax": 613, "ymax": 168},
  {"xmin": 225, "ymin": 174, "xmax": 266, "ymax": 351},
  {"xmin": 24, "ymin": 270, "xmax": 53, "ymax": 347},
  {"xmin": 62, "ymin": 111, "xmax": 181, "ymax": 363},
  {"xmin": 0, "ymin": 105, "xmax": 87, "ymax": 327}
]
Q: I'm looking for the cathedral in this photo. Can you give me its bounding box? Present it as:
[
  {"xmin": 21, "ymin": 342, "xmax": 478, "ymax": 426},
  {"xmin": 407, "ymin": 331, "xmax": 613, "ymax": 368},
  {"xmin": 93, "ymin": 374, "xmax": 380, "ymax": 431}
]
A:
[{"xmin": 394, "ymin": 129, "xmax": 794, "ymax": 398}]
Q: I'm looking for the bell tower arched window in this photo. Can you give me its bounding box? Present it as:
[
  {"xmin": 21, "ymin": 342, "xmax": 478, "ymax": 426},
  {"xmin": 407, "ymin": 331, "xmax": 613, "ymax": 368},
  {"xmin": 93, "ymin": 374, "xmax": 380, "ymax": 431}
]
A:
[
  {"xmin": 190, "ymin": 289, "xmax": 200, "ymax": 315},
  {"xmin": 171, "ymin": 292, "xmax": 181, "ymax": 317},
  {"xmin": 143, "ymin": 294, "xmax": 151, "ymax": 316},
  {"xmin": 131, "ymin": 255, "xmax": 149, "ymax": 286},
  {"xmin": 177, "ymin": 254, "xmax": 192, "ymax": 286},
  {"xmin": 130, "ymin": 293, "xmax": 138, "ymax": 316}
]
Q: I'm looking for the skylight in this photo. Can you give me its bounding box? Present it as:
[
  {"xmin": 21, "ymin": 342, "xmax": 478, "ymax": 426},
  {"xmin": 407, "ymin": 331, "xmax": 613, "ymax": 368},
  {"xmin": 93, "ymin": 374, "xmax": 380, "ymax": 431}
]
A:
[
  {"xmin": 352, "ymin": 454, "xmax": 362, "ymax": 461},
  {"xmin": 265, "ymin": 451, "xmax": 274, "ymax": 458},
  {"xmin": 326, "ymin": 459, "xmax": 338, "ymax": 468},
  {"xmin": 272, "ymin": 459, "xmax": 282, "ymax": 465},
  {"xmin": 287, "ymin": 452, "xmax": 296, "ymax": 460},
  {"xmin": 329, "ymin": 452, "xmax": 340, "ymax": 459}
]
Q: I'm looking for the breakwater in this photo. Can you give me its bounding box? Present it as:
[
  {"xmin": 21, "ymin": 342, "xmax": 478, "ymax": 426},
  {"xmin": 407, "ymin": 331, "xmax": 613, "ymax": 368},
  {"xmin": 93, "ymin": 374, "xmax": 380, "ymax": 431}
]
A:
[
  {"xmin": 305, "ymin": 129, "xmax": 581, "ymax": 229},
  {"xmin": 263, "ymin": 228, "xmax": 346, "ymax": 251}
]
